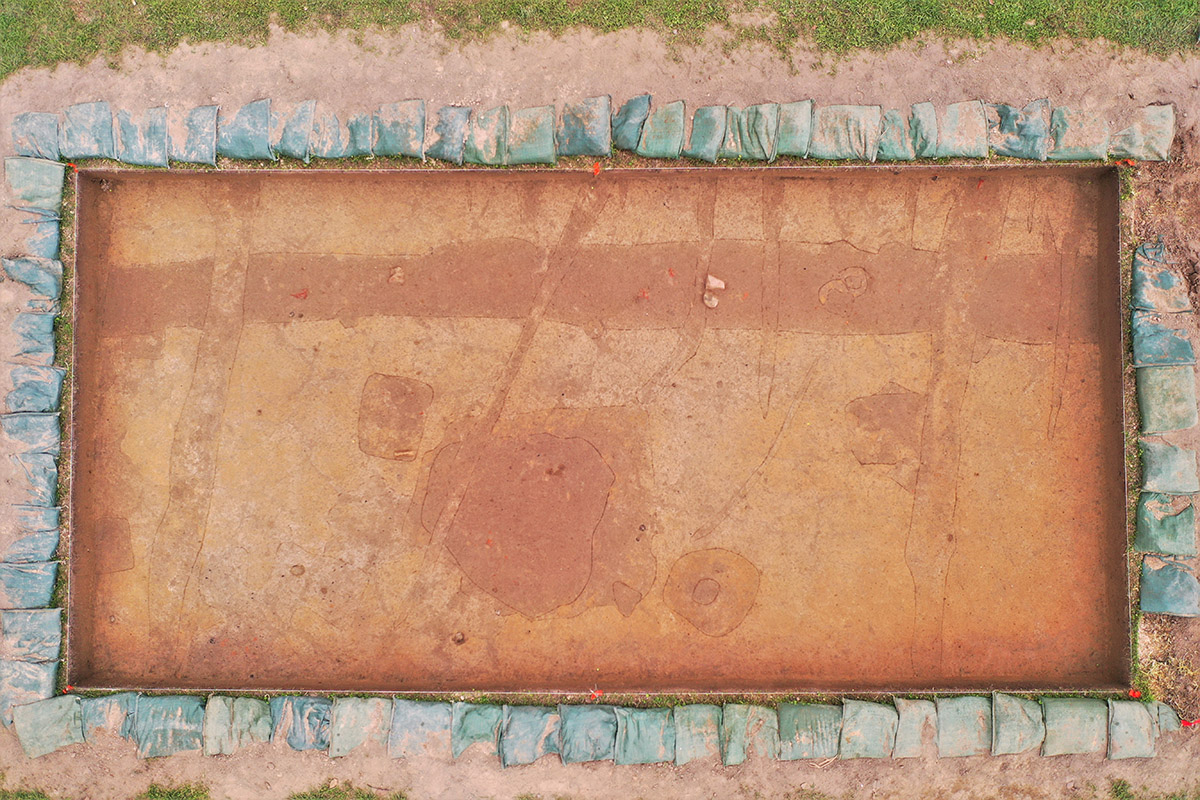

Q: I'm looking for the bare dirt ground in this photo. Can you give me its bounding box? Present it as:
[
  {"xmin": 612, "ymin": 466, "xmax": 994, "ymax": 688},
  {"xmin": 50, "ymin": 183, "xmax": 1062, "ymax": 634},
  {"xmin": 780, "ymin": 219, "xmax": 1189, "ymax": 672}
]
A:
[{"xmin": 1, "ymin": 21, "xmax": 1199, "ymax": 800}]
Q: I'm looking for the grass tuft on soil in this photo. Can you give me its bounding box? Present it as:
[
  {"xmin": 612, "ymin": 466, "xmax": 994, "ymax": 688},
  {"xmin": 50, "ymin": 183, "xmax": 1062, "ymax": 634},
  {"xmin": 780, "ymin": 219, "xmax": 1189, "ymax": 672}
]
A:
[
  {"xmin": 134, "ymin": 785, "xmax": 211, "ymax": 800},
  {"xmin": 289, "ymin": 785, "xmax": 407, "ymax": 800},
  {"xmin": 2, "ymin": 0, "xmax": 1199, "ymax": 81}
]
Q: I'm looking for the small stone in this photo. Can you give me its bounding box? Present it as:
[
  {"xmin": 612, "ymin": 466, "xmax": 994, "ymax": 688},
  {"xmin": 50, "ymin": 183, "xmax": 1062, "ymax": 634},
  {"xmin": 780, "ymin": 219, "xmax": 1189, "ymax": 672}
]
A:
[
  {"xmin": 702, "ymin": 292, "xmax": 718, "ymax": 308},
  {"xmin": 451, "ymin": 631, "xmax": 466, "ymax": 645},
  {"xmin": 706, "ymin": 274, "xmax": 726, "ymax": 291}
]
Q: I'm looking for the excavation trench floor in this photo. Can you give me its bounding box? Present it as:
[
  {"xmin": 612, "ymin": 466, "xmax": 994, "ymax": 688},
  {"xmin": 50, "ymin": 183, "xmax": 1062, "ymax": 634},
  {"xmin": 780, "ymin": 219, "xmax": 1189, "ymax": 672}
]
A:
[{"xmin": 70, "ymin": 166, "xmax": 1126, "ymax": 692}]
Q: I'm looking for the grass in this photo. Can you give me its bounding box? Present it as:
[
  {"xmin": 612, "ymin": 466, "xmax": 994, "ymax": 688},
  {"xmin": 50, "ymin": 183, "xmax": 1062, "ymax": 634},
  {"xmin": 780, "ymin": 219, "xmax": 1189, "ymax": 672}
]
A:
[
  {"xmin": 2, "ymin": 0, "xmax": 1199, "ymax": 82},
  {"xmin": 288, "ymin": 784, "xmax": 407, "ymax": 800},
  {"xmin": 0, "ymin": 791, "xmax": 55, "ymax": 800},
  {"xmin": 134, "ymin": 786, "xmax": 211, "ymax": 800},
  {"xmin": 1110, "ymin": 780, "xmax": 1200, "ymax": 800}
]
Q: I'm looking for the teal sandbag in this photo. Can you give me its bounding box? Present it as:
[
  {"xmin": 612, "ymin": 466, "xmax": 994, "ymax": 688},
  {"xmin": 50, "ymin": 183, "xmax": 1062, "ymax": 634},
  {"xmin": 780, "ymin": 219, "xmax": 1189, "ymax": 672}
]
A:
[
  {"xmin": 388, "ymin": 700, "xmax": 451, "ymax": 758},
  {"xmin": 270, "ymin": 101, "xmax": 316, "ymax": 162},
  {"xmin": 344, "ymin": 113, "xmax": 373, "ymax": 157},
  {"xmin": 911, "ymin": 102, "xmax": 938, "ymax": 158},
  {"xmin": 373, "ymin": 100, "xmax": 425, "ymax": 158},
  {"xmin": 612, "ymin": 94, "xmax": 651, "ymax": 152},
  {"xmin": 311, "ymin": 112, "xmax": 349, "ymax": 159},
  {"xmin": 559, "ymin": 705, "xmax": 617, "ymax": 764},
  {"xmin": 3, "ymin": 257, "xmax": 63, "ymax": 313},
  {"xmin": 20, "ymin": 211, "xmax": 60, "ymax": 260},
  {"xmin": 12, "ymin": 312, "xmax": 55, "ymax": 366},
  {"xmin": 0, "ymin": 562, "xmax": 57, "ymax": 609},
  {"xmin": 115, "ymin": 107, "xmax": 168, "ymax": 167},
  {"xmin": 1136, "ymin": 365, "xmax": 1198, "ymax": 434},
  {"xmin": 464, "ymin": 105, "xmax": 509, "ymax": 166},
  {"xmin": 13, "ymin": 453, "xmax": 57, "ymax": 508},
  {"xmin": 451, "ymin": 702, "xmax": 502, "ymax": 758},
  {"xmin": 59, "ymin": 101, "xmax": 114, "ymax": 160},
  {"xmin": 6, "ymin": 365, "xmax": 66, "ymax": 414},
  {"xmin": 81, "ymin": 692, "xmax": 137, "ymax": 743},
  {"xmin": 808, "ymin": 105, "xmax": 882, "ymax": 161},
  {"xmin": 936, "ymin": 101, "xmax": 988, "ymax": 158},
  {"xmin": 329, "ymin": 697, "xmax": 391, "ymax": 757},
  {"xmin": 1041, "ymin": 697, "xmax": 1108, "ymax": 756},
  {"xmin": 936, "ymin": 696, "xmax": 991, "ymax": 757},
  {"xmin": 1133, "ymin": 311, "xmax": 1195, "ymax": 367},
  {"xmin": 673, "ymin": 704, "xmax": 721, "ymax": 765},
  {"xmin": 892, "ymin": 698, "xmax": 936, "ymax": 758},
  {"xmin": 2, "ymin": 413, "xmax": 62, "ymax": 456},
  {"xmin": 13, "ymin": 695, "xmax": 83, "ymax": 758},
  {"xmin": 776, "ymin": 703, "xmax": 835, "ymax": 761},
  {"xmin": 1142, "ymin": 438, "xmax": 1200, "ymax": 494},
  {"xmin": 682, "ymin": 105, "xmax": 726, "ymax": 163},
  {"xmin": 0, "ymin": 659, "xmax": 55, "ymax": 724},
  {"xmin": 718, "ymin": 106, "xmax": 744, "ymax": 159},
  {"xmin": 4, "ymin": 529, "xmax": 59, "ymax": 564},
  {"xmin": 986, "ymin": 100, "xmax": 1051, "ymax": 160},
  {"xmin": 170, "ymin": 106, "xmax": 218, "ymax": 165},
  {"xmin": 1049, "ymin": 108, "xmax": 1110, "ymax": 161},
  {"xmin": 1111, "ymin": 105, "xmax": 1175, "ymax": 162},
  {"xmin": 776, "ymin": 100, "xmax": 813, "ymax": 157},
  {"xmin": 4, "ymin": 158, "xmax": 65, "ymax": 212},
  {"xmin": 14, "ymin": 505, "xmax": 57, "ymax": 534},
  {"xmin": 0, "ymin": 609, "xmax": 61, "ymax": 661},
  {"xmin": 1153, "ymin": 701, "xmax": 1181, "ymax": 733},
  {"xmin": 877, "ymin": 109, "xmax": 916, "ymax": 161},
  {"xmin": 614, "ymin": 707, "xmax": 675, "ymax": 765},
  {"xmin": 507, "ymin": 106, "xmax": 556, "ymax": 165},
  {"xmin": 1135, "ymin": 493, "xmax": 1197, "ymax": 556},
  {"xmin": 1108, "ymin": 700, "xmax": 1157, "ymax": 759},
  {"xmin": 1141, "ymin": 557, "xmax": 1200, "ymax": 617},
  {"xmin": 425, "ymin": 106, "xmax": 471, "ymax": 165},
  {"xmin": 217, "ymin": 99, "xmax": 274, "ymax": 160},
  {"xmin": 131, "ymin": 695, "xmax": 205, "ymax": 758},
  {"xmin": 740, "ymin": 103, "xmax": 779, "ymax": 161},
  {"xmin": 270, "ymin": 696, "xmax": 331, "ymax": 751},
  {"xmin": 636, "ymin": 100, "xmax": 685, "ymax": 159},
  {"xmin": 1132, "ymin": 240, "xmax": 1190, "ymax": 313},
  {"xmin": 839, "ymin": 700, "xmax": 897, "ymax": 759},
  {"xmin": 557, "ymin": 96, "xmax": 611, "ymax": 157},
  {"xmin": 722, "ymin": 704, "xmax": 779, "ymax": 764},
  {"xmin": 991, "ymin": 693, "xmax": 1045, "ymax": 755},
  {"xmin": 11, "ymin": 113, "xmax": 59, "ymax": 161},
  {"xmin": 498, "ymin": 705, "xmax": 559, "ymax": 767},
  {"xmin": 203, "ymin": 696, "xmax": 270, "ymax": 756}
]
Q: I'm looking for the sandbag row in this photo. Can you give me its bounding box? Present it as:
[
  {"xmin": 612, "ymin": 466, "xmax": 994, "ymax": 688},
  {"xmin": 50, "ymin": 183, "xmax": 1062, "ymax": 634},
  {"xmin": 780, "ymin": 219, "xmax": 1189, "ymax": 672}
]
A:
[{"xmin": 10, "ymin": 98, "xmax": 1174, "ymax": 168}]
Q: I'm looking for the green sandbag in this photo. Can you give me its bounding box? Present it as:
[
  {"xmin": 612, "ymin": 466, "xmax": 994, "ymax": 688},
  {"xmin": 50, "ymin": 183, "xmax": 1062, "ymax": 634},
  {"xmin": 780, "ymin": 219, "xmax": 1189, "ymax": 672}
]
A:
[
  {"xmin": 0, "ymin": 659, "xmax": 55, "ymax": 724},
  {"xmin": 11, "ymin": 113, "xmax": 59, "ymax": 161},
  {"xmin": 986, "ymin": 100, "xmax": 1051, "ymax": 160},
  {"xmin": 81, "ymin": 692, "xmax": 136, "ymax": 743},
  {"xmin": 877, "ymin": 109, "xmax": 915, "ymax": 161},
  {"xmin": 776, "ymin": 100, "xmax": 813, "ymax": 157},
  {"xmin": 507, "ymin": 106, "xmax": 556, "ymax": 165},
  {"xmin": 1137, "ymin": 366, "xmax": 1198, "ymax": 433},
  {"xmin": 682, "ymin": 106, "xmax": 726, "ymax": 163},
  {"xmin": 58, "ymin": 101, "xmax": 114, "ymax": 160},
  {"xmin": 3, "ymin": 257, "xmax": 62, "ymax": 313},
  {"xmin": 1142, "ymin": 438, "xmax": 1200, "ymax": 495},
  {"xmin": 344, "ymin": 113, "xmax": 373, "ymax": 157},
  {"xmin": 115, "ymin": 107, "xmax": 168, "ymax": 168},
  {"xmin": 991, "ymin": 693, "xmax": 1045, "ymax": 755},
  {"xmin": 1153, "ymin": 701, "xmax": 1181, "ymax": 733},
  {"xmin": 0, "ymin": 562, "xmax": 57, "ymax": 609},
  {"xmin": 1111, "ymin": 105, "xmax": 1175, "ymax": 162},
  {"xmin": 21, "ymin": 210, "xmax": 60, "ymax": 260},
  {"xmin": 499, "ymin": 705, "xmax": 559, "ymax": 767},
  {"xmin": 722, "ymin": 704, "xmax": 780, "ymax": 764},
  {"xmin": 558, "ymin": 96, "xmax": 611, "ymax": 157},
  {"xmin": 1132, "ymin": 311, "xmax": 1195, "ymax": 367},
  {"xmin": 170, "ymin": 106, "xmax": 218, "ymax": 165},
  {"xmin": 451, "ymin": 702, "xmax": 502, "ymax": 758},
  {"xmin": 388, "ymin": 700, "xmax": 451, "ymax": 758},
  {"xmin": 425, "ymin": 106, "xmax": 471, "ymax": 165},
  {"xmin": 558, "ymin": 704, "xmax": 617, "ymax": 764},
  {"xmin": 5, "ymin": 365, "xmax": 65, "ymax": 416},
  {"xmin": 1108, "ymin": 700, "xmax": 1157, "ymax": 759},
  {"xmin": 464, "ymin": 105, "xmax": 508, "ymax": 166},
  {"xmin": 270, "ymin": 696, "xmax": 331, "ymax": 751},
  {"xmin": 13, "ymin": 453, "xmax": 57, "ymax": 508},
  {"xmin": 911, "ymin": 102, "xmax": 938, "ymax": 158},
  {"xmin": 839, "ymin": 699, "xmax": 897, "ymax": 759},
  {"xmin": 1131, "ymin": 240, "xmax": 1190, "ymax": 313},
  {"xmin": 3, "ymin": 507, "xmax": 59, "ymax": 563},
  {"xmin": 808, "ymin": 105, "xmax": 882, "ymax": 162},
  {"xmin": 270, "ymin": 101, "xmax": 316, "ymax": 162},
  {"xmin": 13, "ymin": 695, "xmax": 82, "ymax": 758},
  {"xmin": 12, "ymin": 313, "xmax": 55, "ymax": 367},
  {"xmin": 776, "ymin": 703, "xmax": 836, "ymax": 761},
  {"xmin": 741, "ymin": 103, "xmax": 779, "ymax": 161},
  {"xmin": 636, "ymin": 100, "xmax": 685, "ymax": 159},
  {"xmin": 373, "ymin": 100, "xmax": 425, "ymax": 159},
  {"xmin": 131, "ymin": 695, "xmax": 205, "ymax": 758},
  {"xmin": 329, "ymin": 697, "xmax": 391, "ymax": 758},
  {"xmin": 2, "ymin": 413, "xmax": 62, "ymax": 456},
  {"xmin": 718, "ymin": 106, "xmax": 744, "ymax": 159},
  {"xmin": 936, "ymin": 696, "xmax": 991, "ymax": 758},
  {"xmin": 0, "ymin": 609, "xmax": 61, "ymax": 661},
  {"xmin": 614, "ymin": 707, "xmax": 675, "ymax": 765},
  {"xmin": 1041, "ymin": 698, "xmax": 1108, "ymax": 756},
  {"xmin": 673, "ymin": 704, "xmax": 721, "ymax": 765},
  {"xmin": 1135, "ymin": 493, "xmax": 1197, "ymax": 556},
  {"xmin": 1049, "ymin": 108, "xmax": 1110, "ymax": 161},
  {"xmin": 217, "ymin": 99, "xmax": 274, "ymax": 160},
  {"xmin": 4, "ymin": 158, "xmax": 65, "ymax": 212},
  {"xmin": 1140, "ymin": 557, "xmax": 1200, "ymax": 617},
  {"xmin": 202, "ymin": 696, "xmax": 270, "ymax": 756},
  {"xmin": 612, "ymin": 94, "xmax": 651, "ymax": 152},
  {"xmin": 935, "ymin": 101, "xmax": 988, "ymax": 158},
  {"xmin": 892, "ymin": 698, "xmax": 936, "ymax": 758}
]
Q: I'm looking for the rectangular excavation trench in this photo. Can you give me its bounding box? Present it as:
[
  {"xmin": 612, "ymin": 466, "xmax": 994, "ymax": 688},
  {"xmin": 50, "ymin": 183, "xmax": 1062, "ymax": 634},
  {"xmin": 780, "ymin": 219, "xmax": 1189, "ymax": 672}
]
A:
[{"xmin": 69, "ymin": 166, "xmax": 1127, "ymax": 693}]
